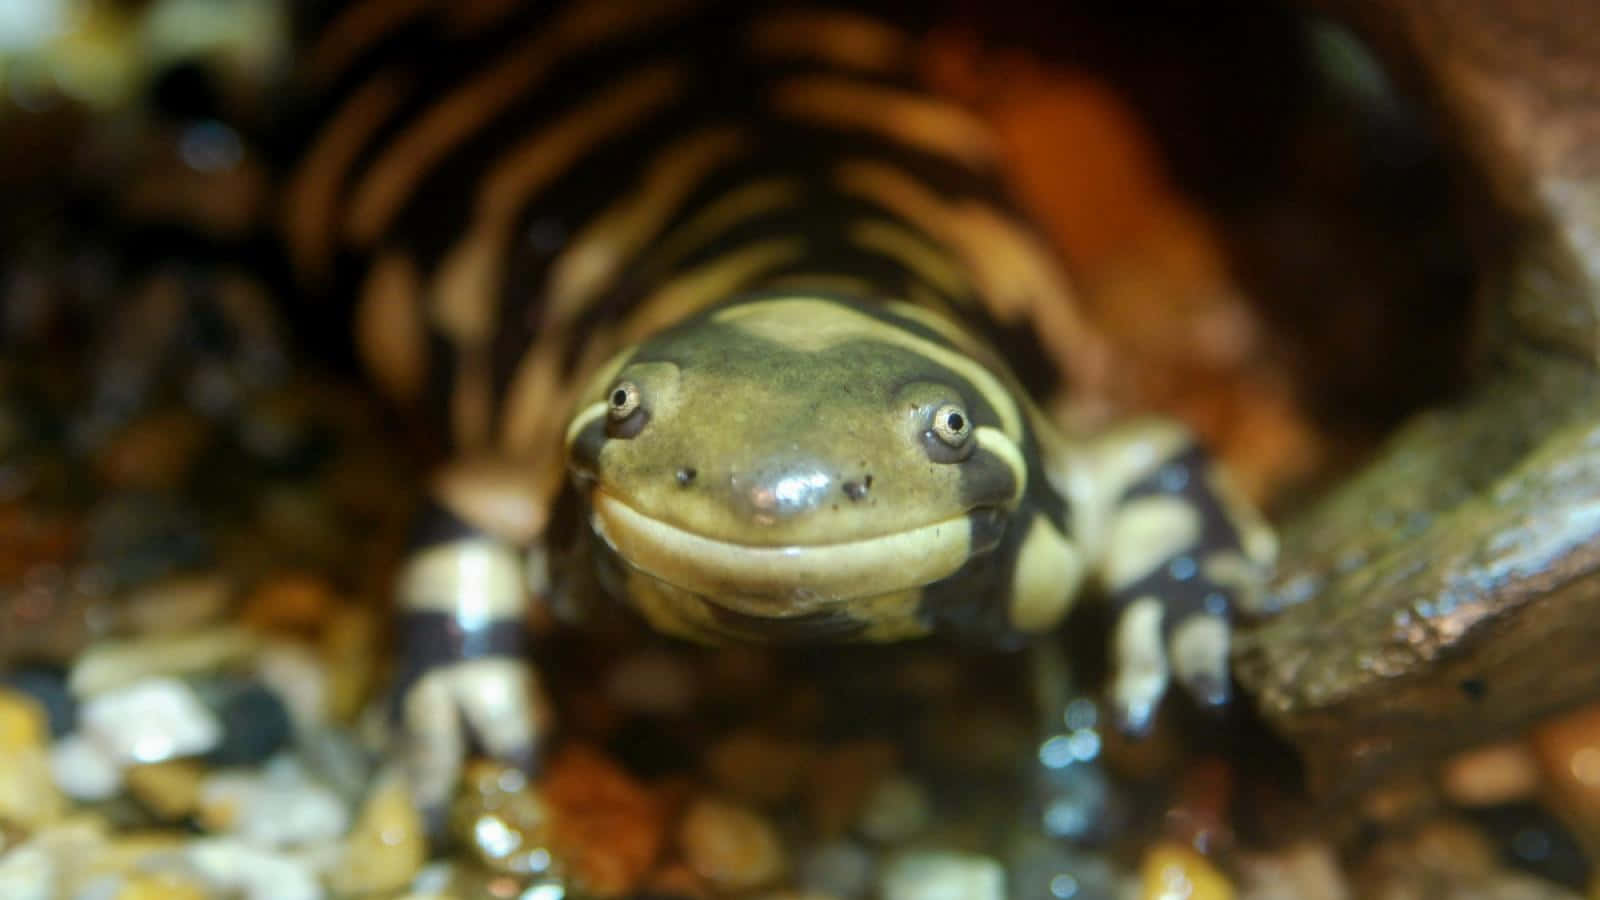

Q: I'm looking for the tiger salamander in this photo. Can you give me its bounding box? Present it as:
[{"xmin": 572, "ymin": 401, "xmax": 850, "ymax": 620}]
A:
[{"xmin": 132, "ymin": 0, "xmax": 1278, "ymax": 820}]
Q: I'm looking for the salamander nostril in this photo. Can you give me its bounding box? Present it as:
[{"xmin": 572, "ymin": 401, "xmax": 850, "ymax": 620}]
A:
[
  {"xmin": 676, "ymin": 467, "xmax": 697, "ymax": 486},
  {"xmin": 842, "ymin": 480, "xmax": 869, "ymax": 501}
]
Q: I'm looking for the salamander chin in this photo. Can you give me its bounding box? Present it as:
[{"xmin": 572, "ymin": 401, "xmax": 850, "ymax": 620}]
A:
[{"xmin": 589, "ymin": 489, "xmax": 990, "ymax": 610}]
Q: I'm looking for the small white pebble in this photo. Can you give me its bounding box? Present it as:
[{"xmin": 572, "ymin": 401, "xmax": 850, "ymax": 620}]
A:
[
  {"xmin": 49, "ymin": 733, "xmax": 122, "ymax": 801},
  {"xmin": 880, "ymin": 851, "xmax": 1005, "ymax": 900},
  {"xmin": 80, "ymin": 677, "xmax": 222, "ymax": 764},
  {"xmin": 200, "ymin": 761, "xmax": 349, "ymax": 847},
  {"xmin": 186, "ymin": 839, "xmax": 324, "ymax": 900},
  {"xmin": 0, "ymin": 844, "xmax": 54, "ymax": 900}
]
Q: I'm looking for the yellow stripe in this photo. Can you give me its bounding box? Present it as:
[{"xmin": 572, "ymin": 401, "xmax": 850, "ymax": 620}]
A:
[
  {"xmin": 301, "ymin": 0, "xmax": 431, "ymax": 88},
  {"xmin": 356, "ymin": 251, "xmax": 428, "ymax": 405},
  {"xmin": 431, "ymin": 63, "xmax": 686, "ymax": 348},
  {"xmin": 836, "ymin": 160, "xmax": 1110, "ymax": 395},
  {"xmin": 746, "ymin": 9, "xmax": 912, "ymax": 74},
  {"xmin": 713, "ymin": 298, "xmax": 1024, "ymax": 440},
  {"xmin": 545, "ymin": 127, "xmax": 746, "ymax": 324},
  {"xmin": 773, "ymin": 75, "xmax": 996, "ymax": 170},
  {"xmin": 281, "ymin": 72, "xmax": 411, "ymax": 281},
  {"xmin": 622, "ymin": 238, "xmax": 807, "ymax": 344},
  {"xmin": 343, "ymin": 0, "xmax": 698, "ymax": 244},
  {"xmin": 849, "ymin": 219, "xmax": 971, "ymax": 300},
  {"xmin": 639, "ymin": 178, "xmax": 801, "ymax": 276}
]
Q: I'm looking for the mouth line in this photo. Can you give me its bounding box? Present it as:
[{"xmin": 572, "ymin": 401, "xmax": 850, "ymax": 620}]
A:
[{"xmin": 590, "ymin": 490, "xmax": 983, "ymax": 603}]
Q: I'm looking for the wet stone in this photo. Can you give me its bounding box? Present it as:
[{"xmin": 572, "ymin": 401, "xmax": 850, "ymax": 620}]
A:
[
  {"xmin": 879, "ymin": 850, "xmax": 1005, "ymax": 900},
  {"xmin": 254, "ymin": 641, "xmax": 328, "ymax": 733},
  {"xmin": 197, "ymin": 756, "xmax": 348, "ymax": 847},
  {"xmin": 809, "ymin": 741, "xmax": 898, "ymax": 839},
  {"xmin": 1442, "ymin": 741, "xmax": 1542, "ymax": 808},
  {"xmin": 49, "ymin": 733, "xmax": 122, "ymax": 801},
  {"xmin": 79, "ymin": 676, "xmax": 222, "ymax": 765},
  {"xmin": 0, "ymin": 689, "xmax": 48, "ymax": 750},
  {"xmin": 68, "ymin": 627, "xmax": 258, "ymax": 698},
  {"xmin": 855, "ymin": 775, "xmax": 931, "ymax": 843},
  {"xmin": 452, "ymin": 760, "xmax": 558, "ymax": 878},
  {"xmin": 705, "ymin": 730, "xmax": 817, "ymax": 807},
  {"xmin": 184, "ymin": 838, "xmax": 322, "ymax": 900},
  {"xmin": 1530, "ymin": 703, "xmax": 1600, "ymax": 816},
  {"xmin": 123, "ymin": 759, "xmax": 203, "ymax": 821},
  {"xmin": 679, "ymin": 796, "xmax": 788, "ymax": 892},
  {"xmin": 542, "ymin": 744, "xmax": 664, "ymax": 897},
  {"xmin": 113, "ymin": 872, "xmax": 209, "ymax": 900},
  {"xmin": 1139, "ymin": 843, "xmax": 1234, "ymax": 900},
  {"xmin": 115, "ymin": 572, "xmax": 232, "ymax": 636},
  {"xmin": 198, "ymin": 678, "xmax": 292, "ymax": 766},
  {"xmin": 1235, "ymin": 842, "xmax": 1350, "ymax": 900},
  {"xmin": 330, "ymin": 769, "xmax": 425, "ymax": 896},
  {"xmin": 1, "ymin": 668, "xmax": 75, "ymax": 738},
  {"xmin": 606, "ymin": 650, "xmax": 698, "ymax": 717},
  {"xmin": 797, "ymin": 840, "xmax": 874, "ymax": 898},
  {"xmin": 1008, "ymin": 832, "xmax": 1131, "ymax": 900}
]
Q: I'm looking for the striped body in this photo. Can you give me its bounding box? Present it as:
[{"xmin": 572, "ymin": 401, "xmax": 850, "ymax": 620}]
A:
[{"xmin": 225, "ymin": 0, "xmax": 1275, "ymax": 820}]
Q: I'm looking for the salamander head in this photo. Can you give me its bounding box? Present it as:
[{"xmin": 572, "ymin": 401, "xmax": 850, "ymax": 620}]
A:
[{"xmin": 564, "ymin": 295, "xmax": 1031, "ymax": 637}]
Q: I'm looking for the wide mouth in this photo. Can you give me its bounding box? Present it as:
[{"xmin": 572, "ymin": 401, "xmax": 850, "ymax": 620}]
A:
[{"xmin": 590, "ymin": 490, "xmax": 982, "ymax": 610}]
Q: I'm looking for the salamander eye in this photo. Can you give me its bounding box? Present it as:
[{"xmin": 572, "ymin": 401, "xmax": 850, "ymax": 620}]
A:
[
  {"xmin": 608, "ymin": 381, "xmax": 641, "ymax": 421},
  {"xmin": 931, "ymin": 403, "xmax": 971, "ymax": 447}
]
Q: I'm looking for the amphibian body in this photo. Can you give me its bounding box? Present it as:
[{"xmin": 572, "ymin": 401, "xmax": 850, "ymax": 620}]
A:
[{"xmin": 144, "ymin": 0, "xmax": 1277, "ymax": 817}]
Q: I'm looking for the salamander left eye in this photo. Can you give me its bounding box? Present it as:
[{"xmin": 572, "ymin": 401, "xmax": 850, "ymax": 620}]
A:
[
  {"xmin": 931, "ymin": 403, "xmax": 971, "ymax": 447},
  {"xmin": 605, "ymin": 380, "xmax": 649, "ymax": 438},
  {"xmin": 608, "ymin": 381, "xmax": 641, "ymax": 421}
]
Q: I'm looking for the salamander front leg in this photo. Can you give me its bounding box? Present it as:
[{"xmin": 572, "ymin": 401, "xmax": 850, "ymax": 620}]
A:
[
  {"xmin": 392, "ymin": 500, "xmax": 553, "ymax": 833},
  {"xmin": 1080, "ymin": 420, "xmax": 1276, "ymax": 733}
]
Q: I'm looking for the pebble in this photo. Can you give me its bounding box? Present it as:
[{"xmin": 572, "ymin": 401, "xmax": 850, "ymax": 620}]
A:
[
  {"xmin": 184, "ymin": 838, "xmax": 323, "ymax": 900},
  {"xmin": 855, "ymin": 775, "xmax": 931, "ymax": 842},
  {"xmin": 197, "ymin": 757, "xmax": 349, "ymax": 847},
  {"xmin": 124, "ymin": 759, "xmax": 204, "ymax": 821},
  {"xmin": 329, "ymin": 769, "xmax": 425, "ymax": 896},
  {"xmin": 113, "ymin": 872, "xmax": 209, "ymax": 900},
  {"xmin": 198, "ymin": 678, "xmax": 293, "ymax": 766},
  {"xmin": 0, "ymin": 736, "xmax": 64, "ymax": 829},
  {"xmin": 808, "ymin": 741, "xmax": 898, "ymax": 838},
  {"xmin": 1441, "ymin": 741, "xmax": 1542, "ymax": 807},
  {"xmin": 1140, "ymin": 843, "xmax": 1233, "ymax": 900},
  {"xmin": 49, "ymin": 733, "xmax": 123, "ymax": 801},
  {"xmin": 0, "ymin": 688, "xmax": 47, "ymax": 749},
  {"xmin": 0, "ymin": 841, "xmax": 55, "ymax": 900},
  {"xmin": 95, "ymin": 409, "xmax": 210, "ymax": 488},
  {"xmin": 80, "ymin": 677, "xmax": 223, "ymax": 764},
  {"xmin": 115, "ymin": 572, "xmax": 232, "ymax": 636},
  {"xmin": 706, "ymin": 730, "xmax": 817, "ymax": 806},
  {"xmin": 255, "ymin": 641, "xmax": 328, "ymax": 733},
  {"xmin": 605, "ymin": 650, "xmax": 698, "ymax": 717},
  {"xmin": 451, "ymin": 760, "xmax": 557, "ymax": 878},
  {"xmin": 1007, "ymin": 832, "xmax": 1131, "ymax": 900},
  {"xmin": 1236, "ymin": 842, "xmax": 1349, "ymax": 900},
  {"xmin": 879, "ymin": 850, "xmax": 1005, "ymax": 900},
  {"xmin": 540, "ymin": 743, "xmax": 664, "ymax": 897},
  {"xmin": 679, "ymin": 796, "xmax": 788, "ymax": 891},
  {"xmin": 1, "ymin": 668, "xmax": 75, "ymax": 737},
  {"xmin": 0, "ymin": 691, "xmax": 57, "ymax": 830},
  {"xmin": 797, "ymin": 840, "xmax": 874, "ymax": 898},
  {"xmin": 69, "ymin": 627, "xmax": 259, "ymax": 698},
  {"xmin": 1530, "ymin": 703, "xmax": 1600, "ymax": 815},
  {"xmin": 240, "ymin": 573, "xmax": 336, "ymax": 638}
]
